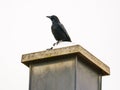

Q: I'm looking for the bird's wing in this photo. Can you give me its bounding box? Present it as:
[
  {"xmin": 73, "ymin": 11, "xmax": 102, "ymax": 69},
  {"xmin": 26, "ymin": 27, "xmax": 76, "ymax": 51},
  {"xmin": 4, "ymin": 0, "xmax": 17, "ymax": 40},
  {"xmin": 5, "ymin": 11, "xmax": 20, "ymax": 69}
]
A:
[{"xmin": 58, "ymin": 23, "xmax": 71, "ymax": 41}]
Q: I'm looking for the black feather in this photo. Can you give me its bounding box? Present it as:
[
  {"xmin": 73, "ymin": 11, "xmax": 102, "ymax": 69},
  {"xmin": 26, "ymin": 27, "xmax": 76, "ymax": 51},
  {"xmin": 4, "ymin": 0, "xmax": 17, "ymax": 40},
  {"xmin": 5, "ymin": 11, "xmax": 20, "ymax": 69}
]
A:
[{"xmin": 47, "ymin": 15, "xmax": 71, "ymax": 42}]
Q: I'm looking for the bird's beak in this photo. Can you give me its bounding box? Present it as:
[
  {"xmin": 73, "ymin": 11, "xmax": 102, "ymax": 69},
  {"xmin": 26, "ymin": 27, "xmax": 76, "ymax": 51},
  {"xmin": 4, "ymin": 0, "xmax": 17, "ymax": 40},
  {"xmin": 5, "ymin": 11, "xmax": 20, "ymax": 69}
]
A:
[{"xmin": 46, "ymin": 16, "xmax": 51, "ymax": 19}]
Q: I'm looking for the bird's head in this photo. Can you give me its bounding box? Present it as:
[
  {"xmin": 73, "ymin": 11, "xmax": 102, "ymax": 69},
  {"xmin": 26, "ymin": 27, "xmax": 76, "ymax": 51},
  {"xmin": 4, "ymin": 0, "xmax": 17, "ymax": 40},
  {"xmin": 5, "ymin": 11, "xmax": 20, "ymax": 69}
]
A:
[{"xmin": 46, "ymin": 15, "xmax": 60, "ymax": 23}]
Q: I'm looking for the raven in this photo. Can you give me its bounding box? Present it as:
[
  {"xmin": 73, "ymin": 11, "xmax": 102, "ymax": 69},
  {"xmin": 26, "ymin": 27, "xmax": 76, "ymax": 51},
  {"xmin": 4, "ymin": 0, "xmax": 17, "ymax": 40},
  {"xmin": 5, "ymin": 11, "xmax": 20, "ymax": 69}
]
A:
[{"xmin": 47, "ymin": 15, "xmax": 71, "ymax": 45}]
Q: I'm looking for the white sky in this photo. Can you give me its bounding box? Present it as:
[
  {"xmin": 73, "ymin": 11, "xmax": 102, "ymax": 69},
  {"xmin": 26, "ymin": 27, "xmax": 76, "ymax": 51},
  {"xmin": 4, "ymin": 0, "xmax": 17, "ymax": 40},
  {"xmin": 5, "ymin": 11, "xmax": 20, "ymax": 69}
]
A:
[{"xmin": 0, "ymin": 0, "xmax": 120, "ymax": 90}]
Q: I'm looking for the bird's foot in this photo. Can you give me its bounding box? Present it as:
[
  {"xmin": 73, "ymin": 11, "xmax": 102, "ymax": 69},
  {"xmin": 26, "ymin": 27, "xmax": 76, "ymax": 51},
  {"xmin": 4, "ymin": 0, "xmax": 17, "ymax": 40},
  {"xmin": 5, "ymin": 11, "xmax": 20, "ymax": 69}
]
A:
[{"xmin": 46, "ymin": 47, "xmax": 53, "ymax": 50}]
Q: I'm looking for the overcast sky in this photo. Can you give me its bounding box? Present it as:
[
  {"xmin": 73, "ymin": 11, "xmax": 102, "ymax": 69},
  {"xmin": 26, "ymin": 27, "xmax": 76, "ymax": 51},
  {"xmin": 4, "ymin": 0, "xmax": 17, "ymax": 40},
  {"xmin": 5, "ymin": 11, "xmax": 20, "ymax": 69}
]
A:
[{"xmin": 0, "ymin": 0, "xmax": 120, "ymax": 90}]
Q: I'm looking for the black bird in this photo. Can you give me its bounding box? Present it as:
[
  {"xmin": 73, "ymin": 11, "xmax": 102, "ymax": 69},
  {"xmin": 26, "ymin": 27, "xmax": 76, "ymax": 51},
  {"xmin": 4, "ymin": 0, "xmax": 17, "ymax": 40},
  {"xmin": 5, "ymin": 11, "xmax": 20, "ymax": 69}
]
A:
[{"xmin": 47, "ymin": 15, "xmax": 71, "ymax": 45}]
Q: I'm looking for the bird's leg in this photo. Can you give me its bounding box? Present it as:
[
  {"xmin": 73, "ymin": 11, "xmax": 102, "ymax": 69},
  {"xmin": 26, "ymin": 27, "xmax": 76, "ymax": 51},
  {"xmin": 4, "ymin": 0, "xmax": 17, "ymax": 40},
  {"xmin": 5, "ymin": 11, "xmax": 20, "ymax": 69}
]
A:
[
  {"xmin": 53, "ymin": 42, "xmax": 57, "ymax": 46},
  {"xmin": 57, "ymin": 40, "xmax": 62, "ymax": 44},
  {"xmin": 53, "ymin": 41, "xmax": 59, "ymax": 46},
  {"xmin": 53, "ymin": 40, "xmax": 63, "ymax": 46},
  {"xmin": 56, "ymin": 41, "xmax": 59, "ymax": 45},
  {"xmin": 53, "ymin": 41, "xmax": 58, "ymax": 46}
]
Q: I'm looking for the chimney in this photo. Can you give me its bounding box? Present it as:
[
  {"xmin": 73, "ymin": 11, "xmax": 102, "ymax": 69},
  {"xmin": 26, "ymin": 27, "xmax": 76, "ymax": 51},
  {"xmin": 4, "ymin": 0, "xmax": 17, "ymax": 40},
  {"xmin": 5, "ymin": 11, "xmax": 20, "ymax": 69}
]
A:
[{"xmin": 21, "ymin": 45, "xmax": 110, "ymax": 90}]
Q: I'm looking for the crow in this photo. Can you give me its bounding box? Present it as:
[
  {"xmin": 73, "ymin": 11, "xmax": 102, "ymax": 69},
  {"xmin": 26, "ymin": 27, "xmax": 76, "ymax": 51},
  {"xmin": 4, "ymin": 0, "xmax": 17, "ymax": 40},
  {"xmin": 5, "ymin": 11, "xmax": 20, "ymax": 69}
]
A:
[{"xmin": 47, "ymin": 15, "xmax": 71, "ymax": 46}]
